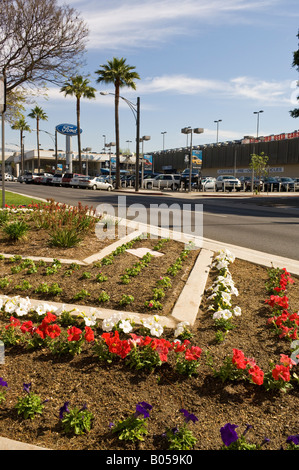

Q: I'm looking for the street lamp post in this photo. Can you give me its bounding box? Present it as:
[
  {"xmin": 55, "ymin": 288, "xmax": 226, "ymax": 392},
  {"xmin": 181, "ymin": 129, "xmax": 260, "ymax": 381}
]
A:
[
  {"xmin": 100, "ymin": 92, "xmax": 140, "ymax": 191},
  {"xmin": 181, "ymin": 127, "xmax": 204, "ymax": 192},
  {"xmin": 214, "ymin": 119, "xmax": 222, "ymax": 143},
  {"xmin": 140, "ymin": 135, "xmax": 151, "ymax": 189},
  {"xmin": 105, "ymin": 142, "xmax": 116, "ymax": 181},
  {"xmin": 253, "ymin": 110, "xmax": 264, "ymax": 138},
  {"xmin": 161, "ymin": 131, "xmax": 167, "ymax": 150}
]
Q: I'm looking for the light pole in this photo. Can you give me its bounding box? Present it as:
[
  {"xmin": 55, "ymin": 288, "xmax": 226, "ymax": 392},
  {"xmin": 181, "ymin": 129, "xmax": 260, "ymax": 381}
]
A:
[
  {"xmin": 181, "ymin": 127, "xmax": 204, "ymax": 192},
  {"xmin": 214, "ymin": 120, "xmax": 222, "ymax": 143},
  {"xmin": 105, "ymin": 142, "xmax": 116, "ymax": 181},
  {"xmin": 100, "ymin": 92, "xmax": 140, "ymax": 191},
  {"xmin": 102, "ymin": 135, "xmax": 106, "ymax": 151},
  {"xmin": 253, "ymin": 110, "xmax": 263, "ymax": 138},
  {"xmin": 161, "ymin": 131, "xmax": 167, "ymax": 150},
  {"xmin": 140, "ymin": 135, "xmax": 151, "ymax": 189}
]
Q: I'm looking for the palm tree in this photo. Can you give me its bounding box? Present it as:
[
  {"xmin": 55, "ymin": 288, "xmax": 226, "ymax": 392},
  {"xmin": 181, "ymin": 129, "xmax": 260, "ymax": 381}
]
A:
[
  {"xmin": 11, "ymin": 117, "xmax": 31, "ymax": 176},
  {"xmin": 28, "ymin": 106, "xmax": 48, "ymax": 173},
  {"xmin": 95, "ymin": 57, "xmax": 140, "ymax": 189},
  {"xmin": 60, "ymin": 75, "xmax": 96, "ymax": 174}
]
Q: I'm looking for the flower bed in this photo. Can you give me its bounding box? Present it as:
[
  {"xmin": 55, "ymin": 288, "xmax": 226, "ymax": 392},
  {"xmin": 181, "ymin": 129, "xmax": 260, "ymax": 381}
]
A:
[{"xmin": 0, "ymin": 252, "xmax": 298, "ymax": 450}]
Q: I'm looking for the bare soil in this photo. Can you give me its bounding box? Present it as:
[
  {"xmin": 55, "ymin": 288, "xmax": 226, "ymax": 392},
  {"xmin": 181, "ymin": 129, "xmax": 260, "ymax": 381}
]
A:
[{"xmin": 0, "ymin": 226, "xmax": 299, "ymax": 451}]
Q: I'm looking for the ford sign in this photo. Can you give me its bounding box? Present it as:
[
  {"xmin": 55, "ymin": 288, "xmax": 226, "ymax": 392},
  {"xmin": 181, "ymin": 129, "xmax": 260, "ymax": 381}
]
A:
[{"xmin": 56, "ymin": 123, "xmax": 82, "ymax": 136}]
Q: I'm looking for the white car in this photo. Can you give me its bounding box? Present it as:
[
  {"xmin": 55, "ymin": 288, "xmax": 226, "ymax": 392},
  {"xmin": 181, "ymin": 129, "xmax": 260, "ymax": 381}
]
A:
[
  {"xmin": 202, "ymin": 177, "xmax": 216, "ymax": 191},
  {"xmin": 51, "ymin": 173, "xmax": 64, "ymax": 186},
  {"xmin": 71, "ymin": 176, "xmax": 113, "ymax": 191}
]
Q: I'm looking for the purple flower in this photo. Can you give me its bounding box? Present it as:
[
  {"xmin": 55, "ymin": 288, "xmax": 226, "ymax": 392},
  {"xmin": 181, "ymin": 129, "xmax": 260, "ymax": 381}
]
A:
[
  {"xmin": 220, "ymin": 423, "xmax": 239, "ymax": 447},
  {"xmin": 109, "ymin": 422, "xmax": 114, "ymax": 429},
  {"xmin": 0, "ymin": 378, "xmax": 8, "ymax": 388},
  {"xmin": 59, "ymin": 401, "xmax": 70, "ymax": 419},
  {"xmin": 179, "ymin": 408, "xmax": 198, "ymax": 423},
  {"xmin": 23, "ymin": 382, "xmax": 31, "ymax": 394},
  {"xmin": 287, "ymin": 435, "xmax": 299, "ymax": 446},
  {"xmin": 242, "ymin": 424, "xmax": 253, "ymax": 436},
  {"xmin": 135, "ymin": 401, "xmax": 152, "ymax": 419}
]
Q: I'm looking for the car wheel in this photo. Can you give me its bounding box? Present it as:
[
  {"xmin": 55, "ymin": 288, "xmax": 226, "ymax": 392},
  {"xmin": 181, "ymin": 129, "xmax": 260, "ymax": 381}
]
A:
[
  {"xmin": 147, "ymin": 183, "xmax": 153, "ymax": 189},
  {"xmin": 92, "ymin": 185, "xmax": 97, "ymax": 190},
  {"xmin": 107, "ymin": 186, "xmax": 112, "ymax": 191}
]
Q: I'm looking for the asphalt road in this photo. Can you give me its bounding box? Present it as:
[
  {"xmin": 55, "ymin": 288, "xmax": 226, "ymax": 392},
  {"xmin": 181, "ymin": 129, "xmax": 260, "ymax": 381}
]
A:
[{"xmin": 4, "ymin": 182, "xmax": 299, "ymax": 261}]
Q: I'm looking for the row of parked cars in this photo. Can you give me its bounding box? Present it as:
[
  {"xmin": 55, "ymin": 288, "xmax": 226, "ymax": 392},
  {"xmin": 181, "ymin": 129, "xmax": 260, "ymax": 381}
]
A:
[
  {"xmin": 201, "ymin": 175, "xmax": 299, "ymax": 192},
  {"xmin": 18, "ymin": 172, "xmax": 113, "ymax": 191}
]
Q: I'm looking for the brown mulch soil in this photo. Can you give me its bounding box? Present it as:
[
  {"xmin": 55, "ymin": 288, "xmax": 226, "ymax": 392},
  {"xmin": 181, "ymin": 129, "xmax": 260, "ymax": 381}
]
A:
[{"xmin": 0, "ymin": 233, "xmax": 299, "ymax": 450}]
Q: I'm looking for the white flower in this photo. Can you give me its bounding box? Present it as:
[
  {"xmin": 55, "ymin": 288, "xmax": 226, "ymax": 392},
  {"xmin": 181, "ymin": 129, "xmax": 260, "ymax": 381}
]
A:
[
  {"xmin": 150, "ymin": 323, "xmax": 164, "ymax": 337},
  {"xmin": 212, "ymin": 311, "xmax": 223, "ymax": 320},
  {"xmin": 221, "ymin": 309, "xmax": 233, "ymax": 320},
  {"xmin": 102, "ymin": 318, "xmax": 115, "ymax": 332},
  {"xmin": 4, "ymin": 301, "xmax": 16, "ymax": 313},
  {"xmin": 221, "ymin": 291, "xmax": 232, "ymax": 305},
  {"xmin": 119, "ymin": 319, "xmax": 133, "ymax": 334},
  {"xmin": 233, "ymin": 306, "xmax": 242, "ymax": 316},
  {"xmin": 15, "ymin": 306, "xmax": 28, "ymax": 316}
]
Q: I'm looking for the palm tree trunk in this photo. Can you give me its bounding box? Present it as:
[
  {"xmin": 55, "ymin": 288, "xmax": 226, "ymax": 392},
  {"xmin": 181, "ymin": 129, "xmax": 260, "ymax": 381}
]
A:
[
  {"xmin": 37, "ymin": 117, "xmax": 40, "ymax": 173},
  {"xmin": 115, "ymin": 83, "xmax": 120, "ymax": 189},
  {"xmin": 20, "ymin": 131, "xmax": 24, "ymax": 175},
  {"xmin": 77, "ymin": 97, "xmax": 82, "ymax": 174}
]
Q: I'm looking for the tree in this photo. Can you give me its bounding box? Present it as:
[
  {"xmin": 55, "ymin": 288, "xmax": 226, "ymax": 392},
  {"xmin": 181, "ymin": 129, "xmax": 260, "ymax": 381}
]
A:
[
  {"xmin": 290, "ymin": 30, "xmax": 299, "ymax": 118},
  {"xmin": 0, "ymin": 0, "xmax": 88, "ymax": 100},
  {"xmin": 28, "ymin": 106, "xmax": 48, "ymax": 173},
  {"xmin": 11, "ymin": 117, "xmax": 31, "ymax": 175},
  {"xmin": 95, "ymin": 58, "xmax": 140, "ymax": 189},
  {"xmin": 60, "ymin": 76, "xmax": 96, "ymax": 174},
  {"xmin": 249, "ymin": 152, "xmax": 269, "ymax": 190}
]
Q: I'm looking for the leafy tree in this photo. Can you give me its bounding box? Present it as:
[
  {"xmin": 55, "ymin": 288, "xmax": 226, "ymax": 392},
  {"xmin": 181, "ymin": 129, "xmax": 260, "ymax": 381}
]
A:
[
  {"xmin": 0, "ymin": 0, "xmax": 88, "ymax": 111},
  {"xmin": 249, "ymin": 152, "xmax": 269, "ymax": 187},
  {"xmin": 95, "ymin": 57, "xmax": 140, "ymax": 188},
  {"xmin": 28, "ymin": 106, "xmax": 48, "ymax": 173},
  {"xmin": 60, "ymin": 76, "xmax": 96, "ymax": 174},
  {"xmin": 290, "ymin": 30, "xmax": 299, "ymax": 118},
  {"xmin": 11, "ymin": 117, "xmax": 31, "ymax": 175}
]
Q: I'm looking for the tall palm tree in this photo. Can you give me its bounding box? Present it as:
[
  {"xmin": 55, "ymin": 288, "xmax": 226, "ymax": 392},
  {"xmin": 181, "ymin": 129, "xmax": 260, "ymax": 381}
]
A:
[
  {"xmin": 28, "ymin": 106, "xmax": 48, "ymax": 173},
  {"xmin": 11, "ymin": 117, "xmax": 31, "ymax": 176},
  {"xmin": 60, "ymin": 75, "xmax": 96, "ymax": 174},
  {"xmin": 95, "ymin": 57, "xmax": 140, "ymax": 189}
]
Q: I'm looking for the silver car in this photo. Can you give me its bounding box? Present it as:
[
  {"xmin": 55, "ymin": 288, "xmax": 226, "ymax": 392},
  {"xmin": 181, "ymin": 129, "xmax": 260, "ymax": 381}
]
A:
[
  {"xmin": 215, "ymin": 175, "xmax": 242, "ymax": 192},
  {"xmin": 72, "ymin": 176, "xmax": 113, "ymax": 191},
  {"xmin": 144, "ymin": 174, "xmax": 181, "ymax": 190}
]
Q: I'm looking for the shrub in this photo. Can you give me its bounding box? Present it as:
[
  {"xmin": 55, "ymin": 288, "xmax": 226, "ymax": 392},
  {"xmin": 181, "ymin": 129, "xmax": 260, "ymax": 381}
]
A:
[{"xmin": 3, "ymin": 220, "xmax": 29, "ymax": 241}]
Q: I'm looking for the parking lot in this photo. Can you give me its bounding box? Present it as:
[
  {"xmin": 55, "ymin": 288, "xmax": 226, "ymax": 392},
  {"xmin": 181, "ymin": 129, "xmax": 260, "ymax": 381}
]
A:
[{"xmin": 12, "ymin": 171, "xmax": 299, "ymax": 194}]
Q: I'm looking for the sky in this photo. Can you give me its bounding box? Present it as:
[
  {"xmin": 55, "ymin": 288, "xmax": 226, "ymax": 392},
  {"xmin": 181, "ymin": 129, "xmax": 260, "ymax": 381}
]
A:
[{"xmin": 5, "ymin": 0, "xmax": 299, "ymax": 156}]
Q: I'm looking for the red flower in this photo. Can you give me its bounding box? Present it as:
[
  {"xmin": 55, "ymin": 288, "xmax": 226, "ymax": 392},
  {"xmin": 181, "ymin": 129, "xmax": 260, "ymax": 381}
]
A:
[
  {"xmin": 185, "ymin": 346, "xmax": 202, "ymax": 361},
  {"xmin": 272, "ymin": 364, "xmax": 291, "ymax": 382},
  {"xmin": 67, "ymin": 326, "xmax": 82, "ymax": 342},
  {"xmin": 44, "ymin": 324, "xmax": 61, "ymax": 339},
  {"xmin": 84, "ymin": 326, "xmax": 94, "ymax": 343},
  {"xmin": 20, "ymin": 320, "xmax": 34, "ymax": 334},
  {"xmin": 43, "ymin": 312, "xmax": 57, "ymax": 324},
  {"xmin": 248, "ymin": 365, "xmax": 264, "ymax": 385},
  {"xmin": 232, "ymin": 349, "xmax": 248, "ymax": 370},
  {"xmin": 6, "ymin": 316, "xmax": 21, "ymax": 329},
  {"xmin": 172, "ymin": 339, "xmax": 191, "ymax": 353}
]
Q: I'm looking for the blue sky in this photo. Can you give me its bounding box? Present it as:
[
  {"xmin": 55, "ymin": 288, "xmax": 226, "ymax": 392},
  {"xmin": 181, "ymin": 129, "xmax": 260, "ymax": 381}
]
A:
[{"xmin": 5, "ymin": 0, "xmax": 299, "ymax": 155}]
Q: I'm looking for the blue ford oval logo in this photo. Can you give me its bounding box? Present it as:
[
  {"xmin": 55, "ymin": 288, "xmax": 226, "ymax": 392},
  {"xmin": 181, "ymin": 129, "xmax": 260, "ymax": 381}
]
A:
[{"xmin": 56, "ymin": 123, "xmax": 82, "ymax": 136}]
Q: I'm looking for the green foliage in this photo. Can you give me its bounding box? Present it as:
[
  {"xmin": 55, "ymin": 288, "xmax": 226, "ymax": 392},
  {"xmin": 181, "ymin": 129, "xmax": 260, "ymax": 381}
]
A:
[
  {"xmin": 3, "ymin": 220, "xmax": 29, "ymax": 241},
  {"xmin": 60, "ymin": 404, "xmax": 94, "ymax": 435}
]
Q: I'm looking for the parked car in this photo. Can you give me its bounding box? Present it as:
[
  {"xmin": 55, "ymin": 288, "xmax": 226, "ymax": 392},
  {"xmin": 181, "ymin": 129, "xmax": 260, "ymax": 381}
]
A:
[
  {"xmin": 215, "ymin": 175, "xmax": 242, "ymax": 192},
  {"xmin": 276, "ymin": 177, "xmax": 296, "ymax": 191},
  {"xmin": 242, "ymin": 177, "xmax": 264, "ymax": 192},
  {"xmin": 180, "ymin": 169, "xmax": 201, "ymax": 188},
  {"xmin": 202, "ymin": 177, "xmax": 216, "ymax": 191},
  {"xmin": 51, "ymin": 173, "xmax": 64, "ymax": 186},
  {"xmin": 293, "ymin": 178, "xmax": 299, "ymax": 191},
  {"xmin": 262, "ymin": 177, "xmax": 280, "ymax": 192},
  {"xmin": 62, "ymin": 173, "xmax": 84, "ymax": 187},
  {"xmin": 72, "ymin": 176, "xmax": 113, "ymax": 191},
  {"xmin": 24, "ymin": 172, "xmax": 45, "ymax": 183},
  {"xmin": 144, "ymin": 173, "xmax": 181, "ymax": 190},
  {"xmin": 33, "ymin": 172, "xmax": 53, "ymax": 184}
]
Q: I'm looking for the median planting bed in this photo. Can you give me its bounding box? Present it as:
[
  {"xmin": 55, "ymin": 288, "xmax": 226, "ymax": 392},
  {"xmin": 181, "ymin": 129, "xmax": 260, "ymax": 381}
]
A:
[{"xmin": 0, "ymin": 202, "xmax": 299, "ymax": 450}]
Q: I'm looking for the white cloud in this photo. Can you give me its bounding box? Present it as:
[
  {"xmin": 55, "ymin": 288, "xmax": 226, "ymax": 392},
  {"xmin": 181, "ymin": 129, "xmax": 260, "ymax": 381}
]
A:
[
  {"xmin": 70, "ymin": 0, "xmax": 280, "ymax": 50},
  {"xmin": 41, "ymin": 74, "xmax": 293, "ymax": 107}
]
